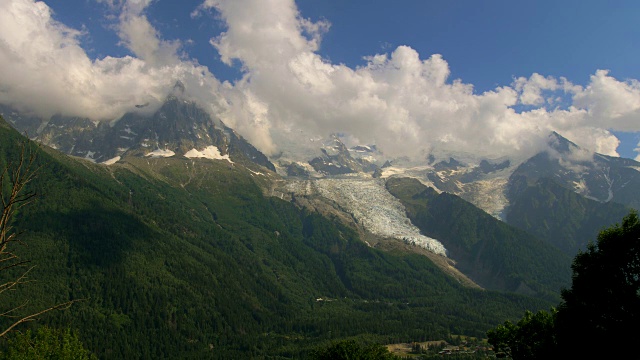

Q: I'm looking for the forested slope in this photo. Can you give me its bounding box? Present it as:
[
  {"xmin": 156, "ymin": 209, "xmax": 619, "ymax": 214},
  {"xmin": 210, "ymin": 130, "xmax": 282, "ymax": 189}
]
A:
[
  {"xmin": 506, "ymin": 175, "xmax": 630, "ymax": 255},
  {"xmin": 0, "ymin": 117, "xmax": 552, "ymax": 358},
  {"xmin": 386, "ymin": 177, "xmax": 571, "ymax": 302}
]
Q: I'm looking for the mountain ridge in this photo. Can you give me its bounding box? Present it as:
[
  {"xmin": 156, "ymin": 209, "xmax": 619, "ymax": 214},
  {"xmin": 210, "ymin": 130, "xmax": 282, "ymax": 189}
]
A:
[{"xmin": 1, "ymin": 96, "xmax": 276, "ymax": 171}]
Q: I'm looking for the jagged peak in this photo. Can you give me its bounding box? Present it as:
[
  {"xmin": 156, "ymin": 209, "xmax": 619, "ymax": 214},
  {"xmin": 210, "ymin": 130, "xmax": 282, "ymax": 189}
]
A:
[
  {"xmin": 547, "ymin": 131, "xmax": 580, "ymax": 154},
  {"xmin": 172, "ymin": 80, "xmax": 186, "ymax": 95},
  {"xmin": 162, "ymin": 81, "xmax": 191, "ymax": 105}
]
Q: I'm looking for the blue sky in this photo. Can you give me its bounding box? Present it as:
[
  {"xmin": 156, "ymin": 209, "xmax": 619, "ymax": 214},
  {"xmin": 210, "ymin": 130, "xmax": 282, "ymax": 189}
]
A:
[
  {"xmin": 2, "ymin": 0, "xmax": 640, "ymax": 160},
  {"xmin": 300, "ymin": 1, "xmax": 639, "ymax": 90},
  {"xmin": 49, "ymin": 0, "xmax": 640, "ymax": 90}
]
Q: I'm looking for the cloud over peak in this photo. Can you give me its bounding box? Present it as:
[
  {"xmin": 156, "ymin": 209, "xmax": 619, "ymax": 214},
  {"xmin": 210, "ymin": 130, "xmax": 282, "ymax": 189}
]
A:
[
  {"xmin": 0, "ymin": 0, "xmax": 226, "ymax": 122},
  {"xmin": 202, "ymin": 0, "xmax": 640, "ymax": 160},
  {"xmin": 1, "ymin": 0, "xmax": 640, "ymax": 161}
]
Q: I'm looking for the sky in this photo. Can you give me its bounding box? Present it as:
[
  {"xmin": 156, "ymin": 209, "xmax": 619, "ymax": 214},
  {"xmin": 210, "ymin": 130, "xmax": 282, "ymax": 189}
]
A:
[{"xmin": 1, "ymin": 0, "xmax": 640, "ymax": 161}]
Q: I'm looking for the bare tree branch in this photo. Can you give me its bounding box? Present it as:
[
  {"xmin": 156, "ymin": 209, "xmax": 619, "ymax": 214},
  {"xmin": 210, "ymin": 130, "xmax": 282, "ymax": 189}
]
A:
[
  {"xmin": 0, "ymin": 300, "xmax": 82, "ymax": 338},
  {"xmin": 0, "ymin": 265, "xmax": 33, "ymax": 295},
  {"xmin": 0, "ymin": 139, "xmax": 76, "ymax": 336}
]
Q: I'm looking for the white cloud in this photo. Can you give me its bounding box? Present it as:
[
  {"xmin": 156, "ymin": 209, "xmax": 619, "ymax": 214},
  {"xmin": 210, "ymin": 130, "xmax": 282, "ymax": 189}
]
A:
[
  {"xmin": 116, "ymin": 0, "xmax": 182, "ymax": 66},
  {"xmin": 0, "ymin": 0, "xmax": 225, "ymax": 122},
  {"xmin": 514, "ymin": 73, "xmax": 561, "ymax": 106},
  {"xmin": 94, "ymin": 0, "xmax": 123, "ymax": 8},
  {"xmin": 573, "ymin": 70, "xmax": 640, "ymax": 132},
  {"xmin": 198, "ymin": 0, "xmax": 640, "ymax": 160}
]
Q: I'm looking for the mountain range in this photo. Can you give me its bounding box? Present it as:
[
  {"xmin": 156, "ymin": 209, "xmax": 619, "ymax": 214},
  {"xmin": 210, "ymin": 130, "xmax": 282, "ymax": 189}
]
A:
[{"xmin": 1, "ymin": 88, "xmax": 638, "ymax": 357}]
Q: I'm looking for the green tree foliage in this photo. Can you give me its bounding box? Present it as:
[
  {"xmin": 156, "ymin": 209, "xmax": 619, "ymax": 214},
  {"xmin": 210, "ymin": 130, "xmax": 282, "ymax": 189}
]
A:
[
  {"xmin": 310, "ymin": 340, "xmax": 399, "ymax": 360},
  {"xmin": 2, "ymin": 326, "xmax": 96, "ymax": 360},
  {"xmin": 0, "ymin": 138, "xmax": 77, "ymax": 337},
  {"xmin": 487, "ymin": 309, "xmax": 556, "ymax": 359},
  {"xmin": 555, "ymin": 210, "xmax": 640, "ymax": 358},
  {"xmin": 488, "ymin": 211, "xmax": 640, "ymax": 359}
]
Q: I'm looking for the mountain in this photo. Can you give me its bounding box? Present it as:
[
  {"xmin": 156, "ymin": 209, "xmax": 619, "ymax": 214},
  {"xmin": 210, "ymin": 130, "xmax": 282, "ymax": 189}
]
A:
[
  {"xmin": 5, "ymin": 96, "xmax": 633, "ymax": 272},
  {"xmin": 376, "ymin": 154, "xmax": 517, "ymax": 220},
  {"xmin": 2, "ymin": 86, "xmax": 638, "ymax": 356},
  {"xmin": 8, "ymin": 89, "xmax": 635, "ymax": 226},
  {"xmin": 2, "ymin": 93, "xmax": 275, "ymax": 171},
  {"xmin": 505, "ymin": 176, "xmax": 630, "ymax": 256},
  {"xmin": 0, "ymin": 104, "xmax": 43, "ymax": 135},
  {"xmin": 6, "ymin": 95, "xmax": 635, "ymax": 263},
  {"xmin": 503, "ymin": 132, "xmax": 638, "ymax": 255},
  {"xmin": 0, "ymin": 117, "xmax": 553, "ymax": 358},
  {"xmin": 367, "ymin": 132, "xmax": 638, "ymax": 257},
  {"xmin": 386, "ymin": 177, "xmax": 571, "ymax": 302},
  {"xmin": 509, "ymin": 132, "xmax": 640, "ymax": 209}
]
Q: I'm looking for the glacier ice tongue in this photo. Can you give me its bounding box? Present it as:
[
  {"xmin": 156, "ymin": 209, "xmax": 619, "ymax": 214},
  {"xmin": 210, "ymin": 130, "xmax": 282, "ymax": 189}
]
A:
[{"xmin": 311, "ymin": 178, "xmax": 448, "ymax": 256}]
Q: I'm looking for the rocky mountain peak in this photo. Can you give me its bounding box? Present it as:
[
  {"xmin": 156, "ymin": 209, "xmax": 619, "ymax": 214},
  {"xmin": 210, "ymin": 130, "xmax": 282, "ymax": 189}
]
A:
[
  {"xmin": 2, "ymin": 89, "xmax": 275, "ymax": 170},
  {"xmin": 307, "ymin": 134, "xmax": 379, "ymax": 176},
  {"xmin": 172, "ymin": 80, "xmax": 186, "ymax": 96},
  {"xmin": 509, "ymin": 131, "xmax": 640, "ymax": 208}
]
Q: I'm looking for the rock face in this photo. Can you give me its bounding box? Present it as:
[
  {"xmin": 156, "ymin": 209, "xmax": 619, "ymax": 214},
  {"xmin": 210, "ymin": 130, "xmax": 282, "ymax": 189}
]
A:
[
  {"xmin": 286, "ymin": 162, "xmax": 311, "ymax": 177},
  {"xmin": 308, "ymin": 135, "xmax": 378, "ymax": 175}
]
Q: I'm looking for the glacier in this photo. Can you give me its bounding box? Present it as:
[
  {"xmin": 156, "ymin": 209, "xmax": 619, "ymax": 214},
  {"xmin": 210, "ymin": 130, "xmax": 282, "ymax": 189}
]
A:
[{"xmin": 285, "ymin": 178, "xmax": 448, "ymax": 256}]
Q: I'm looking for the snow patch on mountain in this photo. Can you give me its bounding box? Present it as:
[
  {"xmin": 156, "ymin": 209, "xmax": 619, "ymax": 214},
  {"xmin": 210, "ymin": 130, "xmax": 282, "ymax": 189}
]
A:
[
  {"xmin": 184, "ymin": 146, "xmax": 233, "ymax": 163},
  {"xmin": 102, "ymin": 156, "xmax": 121, "ymax": 165},
  {"xmin": 84, "ymin": 151, "xmax": 96, "ymax": 162},
  {"xmin": 146, "ymin": 149, "xmax": 175, "ymax": 158},
  {"xmin": 310, "ymin": 178, "xmax": 448, "ymax": 256},
  {"xmin": 350, "ymin": 145, "xmax": 373, "ymax": 153},
  {"xmin": 602, "ymin": 168, "xmax": 614, "ymax": 202},
  {"xmin": 381, "ymin": 165, "xmax": 430, "ymax": 178},
  {"xmin": 572, "ymin": 179, "xmax": 588, "ymax": 193}
]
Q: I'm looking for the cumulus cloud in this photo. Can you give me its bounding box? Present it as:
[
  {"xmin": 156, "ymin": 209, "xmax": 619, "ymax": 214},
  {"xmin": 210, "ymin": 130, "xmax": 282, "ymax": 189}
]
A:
[
  {"xmin": 513, "ymin": 73, "xmax": 579, "ymax": 106},
  {"xmin": 573, "ymin": 70, "xmax": 640, "ymax": 132},
  {"xmin": 0, "ymin": 0, "xmax": 225, "ymax": 122},
  {"xmin": 117, "ymin": 0, "xmax": 182, "ymax": 66},
  {"xmin": 198, "ymin": 0, "xmax": 640, "ymax": 160}
]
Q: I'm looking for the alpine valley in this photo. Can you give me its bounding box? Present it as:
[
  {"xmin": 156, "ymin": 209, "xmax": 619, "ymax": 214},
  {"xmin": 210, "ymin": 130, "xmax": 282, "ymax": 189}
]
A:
[{"xmin": 1, "ymin": 88, "xmax": 638, "ymax": 358}]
